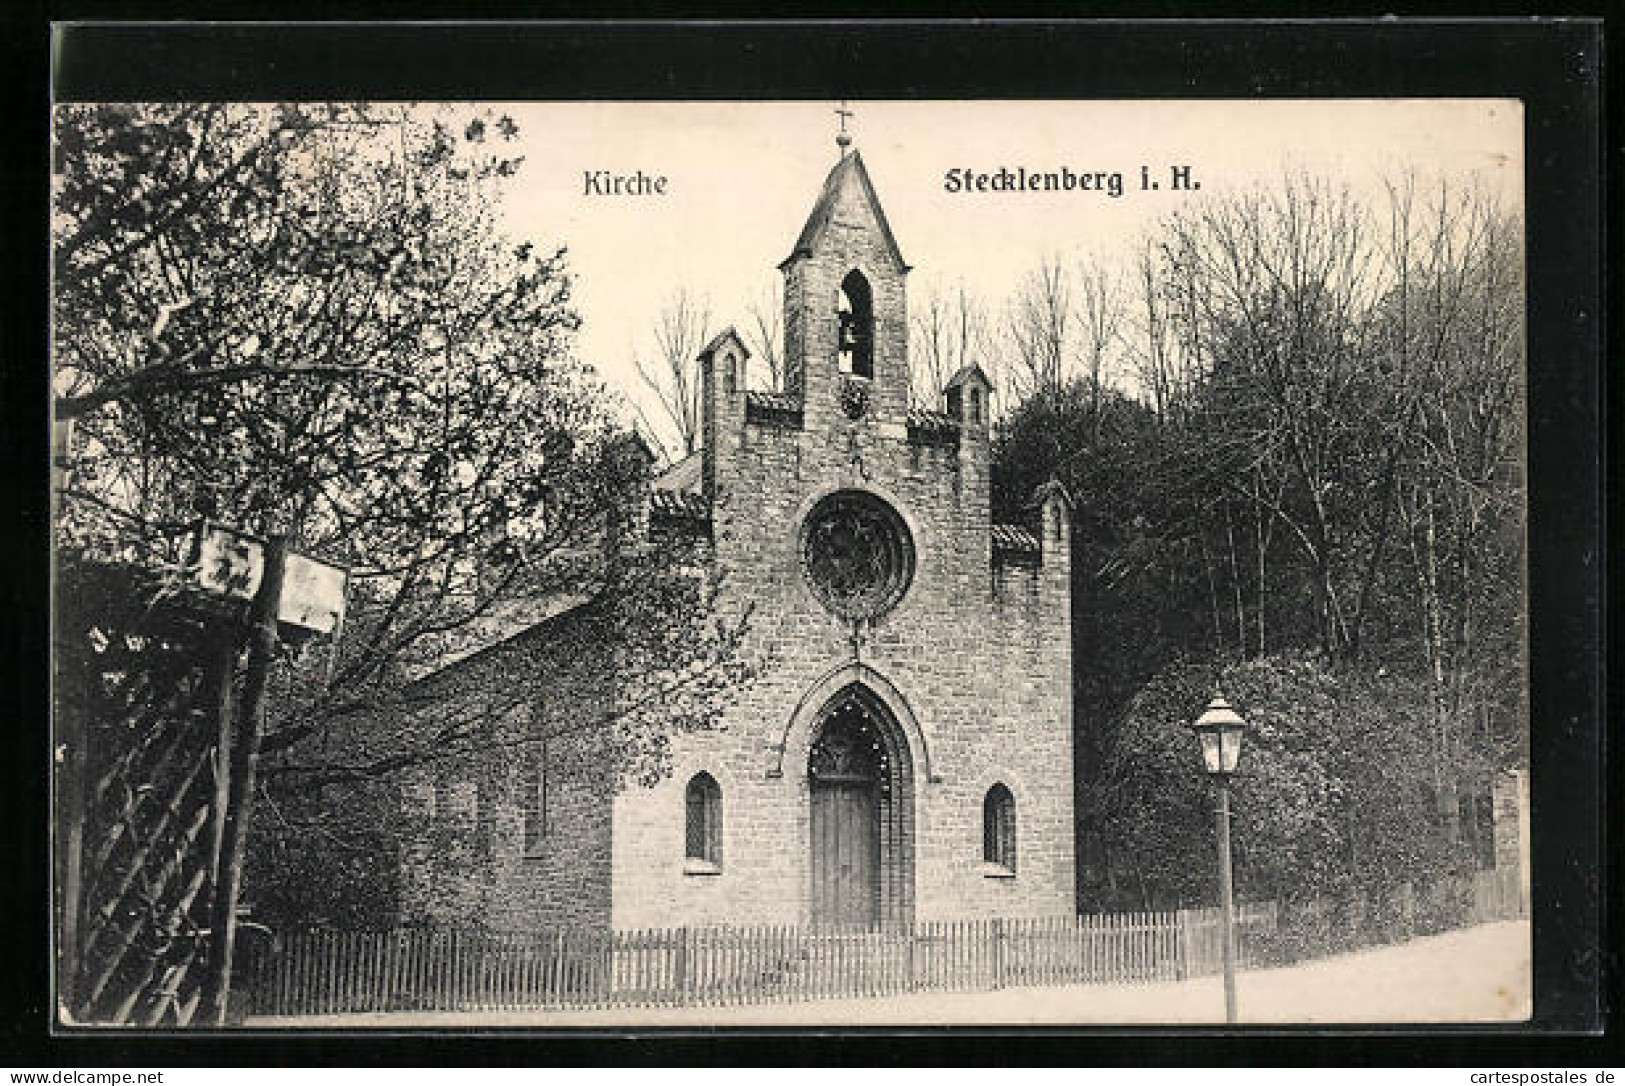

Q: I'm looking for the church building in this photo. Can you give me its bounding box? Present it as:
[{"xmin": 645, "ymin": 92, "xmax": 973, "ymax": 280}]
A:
[{"xmin": 395, "ymin": 135, "xmax": 1076, "ymax": 932}]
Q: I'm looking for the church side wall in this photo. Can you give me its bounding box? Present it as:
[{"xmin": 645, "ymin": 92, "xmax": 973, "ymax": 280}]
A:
[{"xmin": 396, "ymin": 612, "xmax": 616, "ymax": 932}]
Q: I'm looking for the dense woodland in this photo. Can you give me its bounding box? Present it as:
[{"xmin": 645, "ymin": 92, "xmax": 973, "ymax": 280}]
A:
[
  {"xmin": 54, "ymin": 103, "xmax": 1525, "ymax": 936},
  {"xmin": 980, "ymin": 175, "xmax": 1526, "ymax": 909}
]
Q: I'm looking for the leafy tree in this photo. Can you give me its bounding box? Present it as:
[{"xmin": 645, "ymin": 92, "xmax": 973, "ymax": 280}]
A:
[
  {"xmin": 1100, "ymin": 654, "xmax": 1453, "ymax": 910},
  {"xmin": 53, "ymin": 103, "xmax": 754, "ymax": 932},
  {"xmin": 56, "ymin": 103, "xmax": 594, "ymax": 631}
]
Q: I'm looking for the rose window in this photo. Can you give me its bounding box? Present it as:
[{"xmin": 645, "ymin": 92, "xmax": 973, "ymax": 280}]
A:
[{"xmin": 801, "ymin": 491, "xmax": 914, "ymax": 620}]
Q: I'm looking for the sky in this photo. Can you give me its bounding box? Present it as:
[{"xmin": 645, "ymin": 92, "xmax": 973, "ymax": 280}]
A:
[{"xmin": 486, "ymin": 100, "xmax": 1523, "ymax": 453}]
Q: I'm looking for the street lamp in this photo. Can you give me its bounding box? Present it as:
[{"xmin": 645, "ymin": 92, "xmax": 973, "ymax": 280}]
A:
[{"xmin": 1191, "ymin": 693, "xmax": 1247, "ymax": 1024}]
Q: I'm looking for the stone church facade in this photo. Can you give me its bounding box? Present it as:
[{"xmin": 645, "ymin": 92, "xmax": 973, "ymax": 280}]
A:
[{"xmin": 396, "ymin": 145, "xmax": 1075, "ymax": 932}]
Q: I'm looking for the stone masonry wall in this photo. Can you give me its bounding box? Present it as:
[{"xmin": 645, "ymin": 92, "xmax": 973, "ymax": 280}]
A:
[
  {"xmin": 394, "ymin": 150, "xmax": 1076, "ymax": 935},
  {"xmin": 396, "ymin": 612, "xmax": 616, "ymax": 932},
  {"xmin": 610, "ymin": 156, "xmax": 1075, "ymax": 930}
]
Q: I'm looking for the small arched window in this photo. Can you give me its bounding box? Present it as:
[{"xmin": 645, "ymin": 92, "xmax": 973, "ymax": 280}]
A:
[
  {"xmin": 685, "ymin": 772, "xmax": 723, "ymax": 869},
  {"xmin": 520, "ymin": 743, "xmax": 548, "ymax": 856},
  {"xmin": 836, "ymin": 270, "xmax": 875, "ymax": 379},
  {"xmin": 969, "ymin": 387, "xmax": 983, "ymax": 424},
  {"xmin": 983, "ymin": 783, "xmax": 1016, "ymax": 873}
]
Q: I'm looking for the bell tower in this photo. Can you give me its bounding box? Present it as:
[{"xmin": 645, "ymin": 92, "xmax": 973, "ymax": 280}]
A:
[{"xmin": 779, "ymin": 130, "xmax": 911, "ymax": 431}]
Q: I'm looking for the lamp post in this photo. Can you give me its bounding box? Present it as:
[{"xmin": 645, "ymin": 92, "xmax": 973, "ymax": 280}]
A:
[{"xmin": 1191, "ymin": 693, "xmax": 1247, "ymax": 1024}]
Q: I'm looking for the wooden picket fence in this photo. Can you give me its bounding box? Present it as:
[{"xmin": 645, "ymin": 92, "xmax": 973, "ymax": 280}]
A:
[
  {"xmin": 247, "ymin": 905, "xmax": 1277, "ymax": 1016},
  {"xmin": 245, "ymin": 868, "xmax": 1522, "ymax": 1017}
]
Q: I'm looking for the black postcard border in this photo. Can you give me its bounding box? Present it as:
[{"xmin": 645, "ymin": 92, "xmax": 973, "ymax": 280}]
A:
[{"xmin": 9, "ymin": 16, "xmax": 1607, "ymax": 1066}]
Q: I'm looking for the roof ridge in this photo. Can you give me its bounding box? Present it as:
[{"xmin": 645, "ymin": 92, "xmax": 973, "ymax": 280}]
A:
[{"xmin": 779, "ymin": 150, "xmax": 909, "ymax": 271}]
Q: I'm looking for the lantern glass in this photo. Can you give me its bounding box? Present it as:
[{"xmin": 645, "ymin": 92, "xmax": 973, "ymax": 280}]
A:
[
  {"xmin": 1197, "ymin": 727, "xmax": 1225, "ymax": 775},
  {"xmin": 1192, "ymin": 697, "xmax": 1247, "ymax": 777},
  {"xmin": 1216, "ymin": 723, "xmax": 1243, "ymax": 774}
]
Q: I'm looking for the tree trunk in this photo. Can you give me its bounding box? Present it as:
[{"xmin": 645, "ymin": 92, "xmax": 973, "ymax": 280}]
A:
[
  {"xmin": 204, "ymin": 536, "xmax": 286, "ymax": 1026},
  {"xmin": 1224, "ymin": 499, "xmax": 1248, "ymax": 658},
  {"xmin": 56, "ymin": 674, "xmax": 87, "ymax": 1021},
  {"xmin": 1198, "ymin": 531, "xmax": 1226, "ymax": 658},
  {"xmin": 205, "ymin": 636, "xmax": 240, "ymax": 913},
  {"xmin": 1254, "ymin": 475, "xmax": 1269, "ymax": 657},
  {"xmin": 1415, "ymin": 500, "xmax": 1460, "ymax": 848}
]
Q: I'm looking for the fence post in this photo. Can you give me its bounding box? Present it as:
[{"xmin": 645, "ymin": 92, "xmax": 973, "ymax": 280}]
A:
[
  {"xmin": 991, "ymin": 917, "xmax": 1005, "ymax": 990},
  {"xmin": 673, "ymin": 925, "xmax": 688, "ymax": 1004},
  {"xmin": 1175, "ymin": 908, "xmax": 1190, "ymax": 979}
]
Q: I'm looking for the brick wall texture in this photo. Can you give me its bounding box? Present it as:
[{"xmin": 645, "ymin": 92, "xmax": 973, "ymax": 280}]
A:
[
  {"xmin": 394, "ymin": 611, "xmax": 619, "ymax": 930},
  {"xmin": 397, "ymin": 148, "xmax": 1075, "ymax": 932}
]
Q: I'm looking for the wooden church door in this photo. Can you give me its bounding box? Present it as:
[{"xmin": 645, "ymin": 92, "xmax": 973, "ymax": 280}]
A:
[
  {"xmin": 810, "ymin": 778, "xmax": 878, "ymax": 927},
  {"xmin": 809, "ymin": 706, "xmax": 883, "ymax": 928}
]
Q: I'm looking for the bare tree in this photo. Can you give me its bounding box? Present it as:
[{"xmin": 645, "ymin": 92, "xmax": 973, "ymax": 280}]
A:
[
  {"xmin": 1003, "ymin": 255, "xmax": 1072, "ymax": 400},
  {"xmin": 742, "ymin": 282, "xmax": 783, "ymax": 391},
  {"xmin": 910, "ymin": 279, "xmax": 990, "ymax": 406},
  {"xmin": 1162, "ymin": 174, "xmax": 1383, "ymax": 661},
  {"xmin": 1126, "ymin": 243, "xmax": 1175, "ymax": 424},
  {"xmin": 632, "ymin": 287, "xmax": 713, "ymax": 459},
  {"xmin": 996, "ymin": 168, "xmax": 1526, "ymax": 897},
  {"xmin": 1075, "ymin": 255, "xmax": 1126, "ymax": 435},
  {"xmin": 1382, "ymin": 177, "xmax": 1526, "ymax": 846}
]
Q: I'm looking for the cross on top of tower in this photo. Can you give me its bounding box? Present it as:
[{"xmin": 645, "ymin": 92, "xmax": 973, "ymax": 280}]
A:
[{"xmin": 835, "ymin": 101, "xmax": 854, "ymax": 154}]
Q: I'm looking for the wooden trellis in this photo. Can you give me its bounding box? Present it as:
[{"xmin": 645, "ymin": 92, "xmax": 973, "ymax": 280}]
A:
[
  {"xmin": 57, "ymin": 532, "xmax": 343, "ymax": 1027},
  {"xmin": 56, "ymin": 557, "xmax": 236, "ymax": 1026}
]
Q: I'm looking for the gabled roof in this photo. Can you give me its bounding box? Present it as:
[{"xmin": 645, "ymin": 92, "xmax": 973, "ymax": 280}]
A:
[
  {"xmin": 402, "ymin": 591, "xmax": 594, "ymax": 687},
  {"xmin": 697, "ymin": 326, "xmax": 750, "ymax": 364},
  {"xmin": 404, "ymin": 449, "xmax": 712, "ymax": 687},
  {"xmin": 779, "ymin": 150, "xmax": 910, "ymax": 272},
  {"xmin": 649, "ymin": 488, "xmax": 711, "ymax": 520},
  {"xmin": 945, "ymin": 363, "xmax": 993, "ymax": 391},
  {"xmin": 653, "ymin": 449, "xmax": 703, "ymax": 493},
  {"xmin": 746, "ymin": 390, "xmax": 801, "ymax": 415},
  {"xmin": 650, "ymin": 449, "xmax": 712, "ymax": 523}
]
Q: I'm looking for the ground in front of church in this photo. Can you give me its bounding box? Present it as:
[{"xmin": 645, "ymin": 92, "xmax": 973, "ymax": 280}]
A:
[{"xmin": 245, "ymin": 919, "xmax": 1530, "ymax": 1027}]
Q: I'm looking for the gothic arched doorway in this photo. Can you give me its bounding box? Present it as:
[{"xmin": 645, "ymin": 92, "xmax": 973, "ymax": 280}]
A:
[{"xmin": 807, "ymin": 684, "xmax": 914, "ymax": 929}]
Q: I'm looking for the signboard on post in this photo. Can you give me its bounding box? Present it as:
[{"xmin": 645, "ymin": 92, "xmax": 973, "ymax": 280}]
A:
[
  {"xmin": 189, "ymin": 523, "xmax": 348, "ymax": 635},
  {"xmin": 279, "ymin": 551, "xmax": 348, "ymax": 635}
]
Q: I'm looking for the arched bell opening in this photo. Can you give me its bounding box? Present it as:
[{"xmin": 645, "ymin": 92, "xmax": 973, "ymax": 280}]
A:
[
  {"xmin": 806, "ymin": 683, "xmax": 914, "ymax": 930},
  {"xmin": 836, "ymin": 270, "xmax": 875, "ymax": 379}
]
